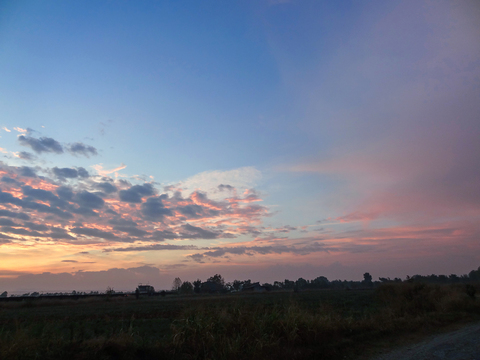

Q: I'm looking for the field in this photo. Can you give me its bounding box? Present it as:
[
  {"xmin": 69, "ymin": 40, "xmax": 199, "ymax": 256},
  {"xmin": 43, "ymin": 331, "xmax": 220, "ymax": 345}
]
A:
[{"xmin": 0, "ymin": 283, "xmax": 479, "ymax": 360}]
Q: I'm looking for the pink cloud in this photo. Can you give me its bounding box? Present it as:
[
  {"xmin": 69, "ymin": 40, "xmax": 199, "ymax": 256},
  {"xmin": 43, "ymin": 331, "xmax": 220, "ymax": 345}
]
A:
[{"xmin": 0, "ymin": 162, "xmax": 271, "ymax": 248}]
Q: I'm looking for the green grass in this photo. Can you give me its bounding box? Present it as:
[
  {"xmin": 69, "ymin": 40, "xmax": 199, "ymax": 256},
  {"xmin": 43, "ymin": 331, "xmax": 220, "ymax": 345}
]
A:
[{"xmin": 0, "ymin": 284, "xmax": 479, "ymax": 360}]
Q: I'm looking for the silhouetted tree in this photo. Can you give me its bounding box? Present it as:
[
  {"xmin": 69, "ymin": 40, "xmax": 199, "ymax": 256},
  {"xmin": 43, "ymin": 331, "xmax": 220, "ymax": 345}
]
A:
[
  {"xmin": 172, "ymin": 277, "xmax": 182, "ymax": 291},
  {"xmin": 207, "ymin": 274, "xmax": 225, "ymax": 286},
  {"xmin": 363, "ymin": 273, "xmax": 372, "ymax": 283},
  {"xmin": 179, "ymin": 281, "xmax": 194, "ymax": 294},
  {"xmin": 273, "ymin": 281, "xmax": 283, "ymax": 289},
  {"xmin": 469, "ymin": 267, "xmax": 480, "ymax": 281},
  {"xmin": 193, "ymin": 279, "xmax": 202, "ymax": 293},
  {"xmin": 312, "ymin": 276, "xmax": 330, "ymax": 289},
  {"xmin": 262, "ymin": 283, "xmax": 273, "ymax": 291},
  {"xmin": 232, "ymin": 280, "xmax": 243, "ymax": 291},
  {"xmin": 449, "ymin": 274, "xmax": 460, "ymax": 283},
  {"xmin": 296, "ymin": 277, "xmax": 308, "ymax": 290}
]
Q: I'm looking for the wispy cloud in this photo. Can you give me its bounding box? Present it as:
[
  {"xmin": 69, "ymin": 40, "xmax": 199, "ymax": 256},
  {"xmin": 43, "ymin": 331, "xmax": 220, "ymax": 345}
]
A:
[
  {"xmin": 14, "ymin": 152, "xmax": 37, "ymax": 161},
  {"xmin": 18, "ymin": 135, "xmax": 63, "ymax": 154},
  {"xmin": 105, "ymin": 244, "xmax": 199, "ymax": 252},
  {"xmin": 13, "ymin": 127, "xmax": 27, "ymax": 133},
  {"xmin": 187, "ymin": 242, "xmax": 331, "ymax": 263},
  {"xmin": 179, "ymin": 167, "xmax": 262, "ymax": 199},
  {"xmin": 92, "ymin": 163, "xmax": 127, "ymax": 176},
  {"xmin": 17, "ymin": 135, "xmax": 98, "ymax": 158},
  {"xmin": 67, "ymin": 142, "xmax": 98, "ymax": 157},
  {"xmin": 52, "ymin": 167, "xmax": 89, "ymax": 180}
]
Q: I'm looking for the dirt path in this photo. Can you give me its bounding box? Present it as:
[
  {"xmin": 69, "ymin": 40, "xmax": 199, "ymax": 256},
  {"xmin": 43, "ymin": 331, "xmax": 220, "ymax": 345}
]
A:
[{"xmin": 370, "ymin": 322, "xmax": 480, "ymax": 360}]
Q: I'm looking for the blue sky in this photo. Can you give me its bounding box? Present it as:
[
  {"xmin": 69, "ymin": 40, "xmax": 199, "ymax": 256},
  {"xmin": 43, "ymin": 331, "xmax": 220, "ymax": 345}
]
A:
[{"xmin": 1, "ymin": 0, "xmax": 479, "ymax": 292}]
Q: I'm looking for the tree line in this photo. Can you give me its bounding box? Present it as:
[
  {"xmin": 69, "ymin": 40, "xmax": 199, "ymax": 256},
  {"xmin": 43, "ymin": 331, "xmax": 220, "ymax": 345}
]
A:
[{"xmin": 170, "ymin": 266, "xmax": 480, "ymax": 294}]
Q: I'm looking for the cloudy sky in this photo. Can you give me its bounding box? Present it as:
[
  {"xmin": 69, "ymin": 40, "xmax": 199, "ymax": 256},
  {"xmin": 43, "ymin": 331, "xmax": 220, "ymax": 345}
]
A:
[{"xmin": 1, "ymin": 0, "xmax": 479, "ymax": 293}]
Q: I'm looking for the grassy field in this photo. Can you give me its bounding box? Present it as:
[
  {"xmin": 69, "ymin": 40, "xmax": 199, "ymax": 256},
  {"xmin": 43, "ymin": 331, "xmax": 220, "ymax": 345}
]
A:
[{"xmin": 0, "ymin": 283, "xmax": 479, "ymax": 360}]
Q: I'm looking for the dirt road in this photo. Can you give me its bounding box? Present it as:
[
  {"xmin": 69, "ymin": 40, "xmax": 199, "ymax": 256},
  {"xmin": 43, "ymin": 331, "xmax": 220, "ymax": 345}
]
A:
[{"xmin": 370, "ymin": 322, "xmax": 480, "ymax": 360}]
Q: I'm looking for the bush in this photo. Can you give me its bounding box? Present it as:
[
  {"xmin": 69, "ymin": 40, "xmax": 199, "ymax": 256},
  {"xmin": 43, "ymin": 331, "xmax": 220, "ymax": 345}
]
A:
[{"xmin": 376, "ymin": 283, "xmax": 478, "ymax": 317}]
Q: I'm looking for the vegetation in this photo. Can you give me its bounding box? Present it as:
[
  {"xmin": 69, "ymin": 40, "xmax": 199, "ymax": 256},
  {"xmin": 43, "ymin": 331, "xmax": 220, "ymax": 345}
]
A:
[
  {"xmin": 0, "ymin": 281, "xmax": 479, "ymax": 360},
  {"xmin": 179, "ymin": 281, "xmax": 194, "ymax": 295},
  {"xmin": 182, "ymin": 267, "xmax": 480, "ymax": 294}
]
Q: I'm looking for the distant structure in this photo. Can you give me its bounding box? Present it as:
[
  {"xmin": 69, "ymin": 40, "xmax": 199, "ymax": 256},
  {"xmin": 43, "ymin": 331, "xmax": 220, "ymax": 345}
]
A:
[
  {"xmin": 136, "ymin": 284, "xmax": 155, "ymax": 295},
  {"xmin": 0, "ymin": 291, "xmax": 7, "ymax": 298},
  {"xmin": 242, "ymin": 282, "xmax": 267, "ymax": 293}
]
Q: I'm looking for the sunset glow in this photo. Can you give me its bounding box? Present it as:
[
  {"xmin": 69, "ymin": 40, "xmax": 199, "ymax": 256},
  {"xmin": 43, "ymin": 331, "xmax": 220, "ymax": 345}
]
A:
[{"xmin": 1, "ymin": 0, "xmax": 479, "ymax": 293}]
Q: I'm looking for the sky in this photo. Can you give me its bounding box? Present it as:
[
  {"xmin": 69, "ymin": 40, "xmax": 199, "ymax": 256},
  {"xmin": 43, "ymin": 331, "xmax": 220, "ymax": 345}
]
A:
[{"xmin": 0, "ymin": 0, "xmax": 479, "ymax": 293}]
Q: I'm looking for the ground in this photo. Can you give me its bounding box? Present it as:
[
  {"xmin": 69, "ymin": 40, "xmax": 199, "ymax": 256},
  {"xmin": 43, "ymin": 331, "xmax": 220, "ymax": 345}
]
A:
[{"xmin": 369, "ymin": 322, "xmax": 480, "ymax": 360}]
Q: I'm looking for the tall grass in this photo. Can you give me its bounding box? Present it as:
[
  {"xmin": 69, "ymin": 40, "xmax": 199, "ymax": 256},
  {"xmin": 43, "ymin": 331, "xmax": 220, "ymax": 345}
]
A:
[
  {"xmin": 170, "ymin": 301, "xmax": 352, "ymax": 359},
  {"xmin": 170, "ymin": 283, "xmax": 480, "ymax": 360}
]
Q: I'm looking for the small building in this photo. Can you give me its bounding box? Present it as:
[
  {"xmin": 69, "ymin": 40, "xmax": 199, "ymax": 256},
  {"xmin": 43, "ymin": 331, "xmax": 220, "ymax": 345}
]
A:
[
  {"xmin": 137, "ymin": 284, "xmax": 155, "ymax": 295},
  {"xmin": 0, "ymin": 291, "xmax": 7, "ymax": 298},
  {"xmin": 242, "ymin": 282, "xmax": 267, "ymax": 293}
]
